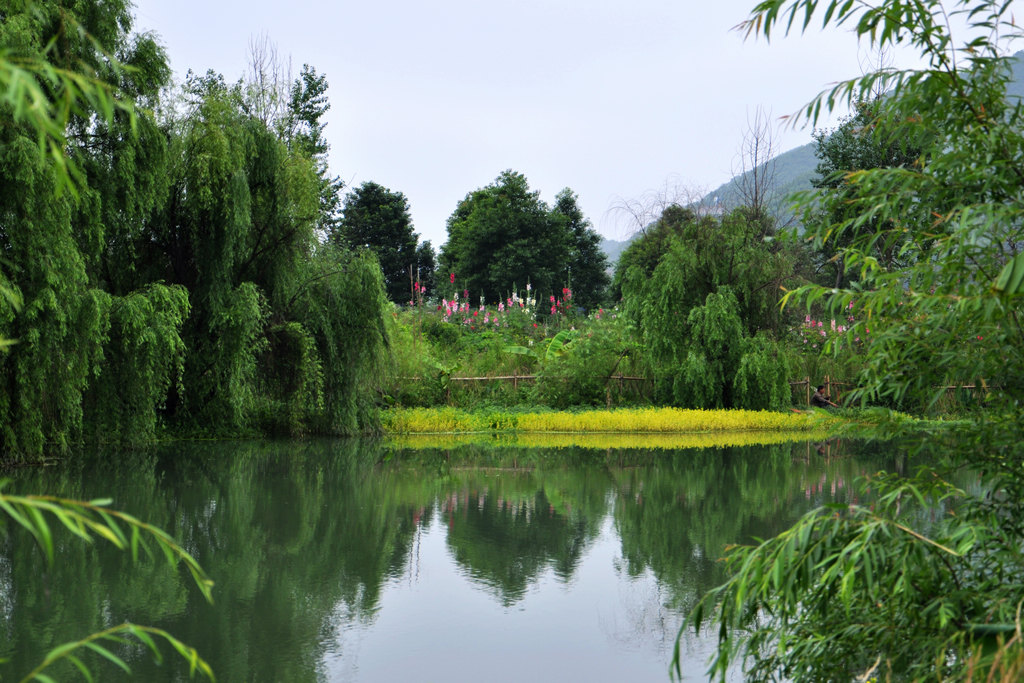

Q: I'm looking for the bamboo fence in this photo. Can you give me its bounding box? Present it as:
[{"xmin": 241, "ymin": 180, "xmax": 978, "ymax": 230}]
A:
[{"xmin": 400, "ymin": 373, "xmax": 989, "ymax": 407}]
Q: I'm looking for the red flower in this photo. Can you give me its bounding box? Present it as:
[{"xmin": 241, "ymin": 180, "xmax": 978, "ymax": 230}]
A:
[
  {"xmin": 450, "ymin": 272, "xmax": 455, "ymax": 283},
  {"xmin": 473, "ymin": 310, "xmax": 478, "ymax": 317}
]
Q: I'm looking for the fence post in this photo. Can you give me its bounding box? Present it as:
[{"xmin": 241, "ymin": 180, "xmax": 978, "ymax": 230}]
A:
[{"xmin": 805, "ymin": 376, "xmax": 810, "ymax": 406}]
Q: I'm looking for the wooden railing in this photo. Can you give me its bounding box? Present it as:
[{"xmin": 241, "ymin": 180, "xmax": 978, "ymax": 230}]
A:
[{"xmin": 400, "ymin": 374, "xmax": 989, "ymax": 407}]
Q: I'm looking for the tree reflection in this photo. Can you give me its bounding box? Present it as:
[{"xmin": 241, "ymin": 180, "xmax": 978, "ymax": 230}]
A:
[{"xmin": 1, "ymin": 438, "xmax": 903, "ymax": 682}]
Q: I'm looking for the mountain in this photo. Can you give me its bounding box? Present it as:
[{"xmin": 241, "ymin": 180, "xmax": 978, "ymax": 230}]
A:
[
  {"xmin": 600, "ymin": 51, "xmax": 1024, "ymax": 265},
  {"xmin": 599, "ymin": 237, "xmax": 632, "ymax": 268},
  {"xmin": 700, "ymin": 142, "xmax": 819, "ymax": 224},
  {"xmin": 701, "ymin": 50, "xmax": 1024, "ymax": 220}
]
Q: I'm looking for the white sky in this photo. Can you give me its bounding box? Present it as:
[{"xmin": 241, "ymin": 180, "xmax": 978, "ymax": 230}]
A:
[{"xmin": 129, "ymin": 0, "xmax": 958, "ymax": 247}]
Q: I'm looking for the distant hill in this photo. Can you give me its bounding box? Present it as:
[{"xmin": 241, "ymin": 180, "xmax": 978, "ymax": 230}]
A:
[
  {"xmin": 599, "ymin": 237, "xmax": 632, "ymax": 268},
  {"xmin": 700, "ymin": 142, "xmax": 819, "ymax": 224},
  {"xmin": 601, "ymin": 52, "xmax": 1024, "ymax": 265},
  {"xmin": 702, "ymin": 50, "xmax": 1024, "ymax": 221}
]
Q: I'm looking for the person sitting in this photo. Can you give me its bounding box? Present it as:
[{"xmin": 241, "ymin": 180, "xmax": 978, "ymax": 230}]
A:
[{"xmin": 810, "ymin": 384, "xmax": 839, "ymax": 409}]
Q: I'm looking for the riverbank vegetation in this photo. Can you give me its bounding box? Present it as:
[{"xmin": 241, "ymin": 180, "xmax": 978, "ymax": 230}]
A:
[
  {"xmin": 4, "ymin": 0, "xmax": 1024, "ymax": 679},
  {"xmin": 1, "ymin": 0, "xmax": 963, "ymax": 467}
]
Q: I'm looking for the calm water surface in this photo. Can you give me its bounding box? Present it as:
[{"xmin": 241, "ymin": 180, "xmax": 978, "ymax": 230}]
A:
[{"xmin": 0, "ymin": 438, "xmax": 906, "ymax": 682}]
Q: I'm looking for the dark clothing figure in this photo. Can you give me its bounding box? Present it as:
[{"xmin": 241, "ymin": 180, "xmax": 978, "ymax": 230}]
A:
[{"xmin": 811, "ymin": 386, "xmax": 837, "ymax": 408}]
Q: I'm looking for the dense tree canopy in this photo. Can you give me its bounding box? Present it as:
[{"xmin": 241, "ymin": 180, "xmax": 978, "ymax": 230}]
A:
[
  {"xmin": 285, "ymin": 64, "xmax": 345, "ymax": 236},
  {"xmin": 551, "ymin": 189, "xmax": 610, "ymax": 310},
  {"xmin": 0, "ymin": 1, "xmax": 390, "ymax": 459},
  {"xmin": 617, "ymin": 205, "xmax": 793, "ymax": 409},
  {"xmin": 440, "ymin": 171, "xmax": 607, "ymax": 308},
  {"xmin": 336, "ymin": 181, "xmax": 434, "ymax": 304}
]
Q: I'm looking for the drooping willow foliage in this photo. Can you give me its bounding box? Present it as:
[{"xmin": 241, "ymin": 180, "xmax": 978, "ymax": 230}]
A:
[
  {"xmin": 618, "ymin": 206, "xmax": 794, "ymax": 409},
  {"xmin": 0, "ymin": 1, "xmax": 390, "ymax": 460}
]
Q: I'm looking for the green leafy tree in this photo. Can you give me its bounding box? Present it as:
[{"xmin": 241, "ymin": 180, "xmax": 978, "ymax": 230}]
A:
[
  {"xmin": 337, "ymin": 181, "xmax": 422, "ymax": 303},
  {"xmin": 552, "ymin": 188, "xmax": 610, "ymax": 310},
  {"xmin": 618, "ymin": 206, "xmax": 794, "ymax": 408},
  {"xmin": 680, "ymin": 1, "xmax": 1024, "ymax": 680},
  {"xmin": 0, "ymin": 0, "xmax": 188, "ymax": 458},
  {"xmin": 149, "ymin": 70, "xmax": 387, "ymax": 436},
  {"xmin": 440, "ymin": 170, "xmax": 570, "ymax": 304},
  {"xmin": 285, "ymin": 64, "xmax": 345, "ymax": 236},
  {"xmin": 0, "ymin": 5, "xmax": 215, "ymax": 681},
  {"xmin": 416, "ymin": 240, "xmax": 438, "ymax": 297}
]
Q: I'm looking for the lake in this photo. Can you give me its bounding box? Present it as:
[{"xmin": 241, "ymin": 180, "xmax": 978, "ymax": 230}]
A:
[{"xmin": 0, "ymin": 437, "xmax": 907, "ymax": 682}]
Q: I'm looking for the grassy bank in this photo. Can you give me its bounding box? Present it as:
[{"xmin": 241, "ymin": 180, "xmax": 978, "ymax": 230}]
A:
[{"xmin": 380, "ymin": 406, "xmax": 837, "ymax": 435}]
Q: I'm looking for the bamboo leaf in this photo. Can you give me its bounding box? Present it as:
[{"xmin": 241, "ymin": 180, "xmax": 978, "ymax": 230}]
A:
[
  {"xmin": 993, "ymin": 252, "xmax": 1024, "ymax": 294},
  {"xmin": 82, "ymin": 642, "xmax": 130, "ymax": 673}
]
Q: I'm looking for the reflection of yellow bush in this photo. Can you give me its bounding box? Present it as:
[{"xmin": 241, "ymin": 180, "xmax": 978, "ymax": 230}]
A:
[
  {"xmin": 380, "ymin": 407, "xmax": 835, "ymax": 435},
  {"xmin": 384, "ymin": 430, "xmax": 832, "ymax": 451}
]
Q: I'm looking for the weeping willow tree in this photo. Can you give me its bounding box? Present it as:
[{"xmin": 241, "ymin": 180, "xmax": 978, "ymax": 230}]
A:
[
  {"xmin": 147, "ymin": 70, "xmax": 388, "ymax": 437},
  {"xmin": 0, "ymin": 1, "xmax": 390, "ymax": 458},
  {"xmin": 618, "ymin": 205, "xmax": 793, "ymax": 409},
  {"xmin": 0, "ymin": 0, "xmax": 191, "ymax": 458}
]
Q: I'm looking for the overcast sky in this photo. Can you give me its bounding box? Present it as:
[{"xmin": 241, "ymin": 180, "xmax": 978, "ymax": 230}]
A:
[{"xmin": 131, "ymin": 0, "xmax": 934, "ymax": 247}]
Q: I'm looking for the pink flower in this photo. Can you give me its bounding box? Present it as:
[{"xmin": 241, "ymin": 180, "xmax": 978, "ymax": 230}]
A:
[
  {"xmin": 550, "ymin": 295, "xmax": 555, "ymax": 303},
  {"xmin": 450, "ymin": 272, "xmax": 455, "ymax": 283}
]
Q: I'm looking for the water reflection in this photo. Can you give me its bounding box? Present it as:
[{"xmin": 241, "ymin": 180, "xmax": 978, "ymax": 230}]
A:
[{"xmin": 1, "ymin": 438, "xmax": 904, "ymax": 682}]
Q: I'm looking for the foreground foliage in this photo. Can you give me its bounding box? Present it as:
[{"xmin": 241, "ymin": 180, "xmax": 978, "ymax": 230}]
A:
[
  {"xmin": 678, "ymin": 1, "xmax": 1024, "ymax": 680},
  {"xmin": 0, "ymin": 480, "xmax": 214, "ymax": 680}
]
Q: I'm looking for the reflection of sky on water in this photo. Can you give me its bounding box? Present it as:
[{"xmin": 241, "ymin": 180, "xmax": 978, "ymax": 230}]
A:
[{"xmin": 323, "ymin": 505, "xmax": 736, "ymax": 682}]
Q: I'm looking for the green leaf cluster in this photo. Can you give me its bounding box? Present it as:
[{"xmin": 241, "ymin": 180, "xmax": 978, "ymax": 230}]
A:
[{"xmin": 0, "ymin": 478, "xmax": 215, "ymax": 681}]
